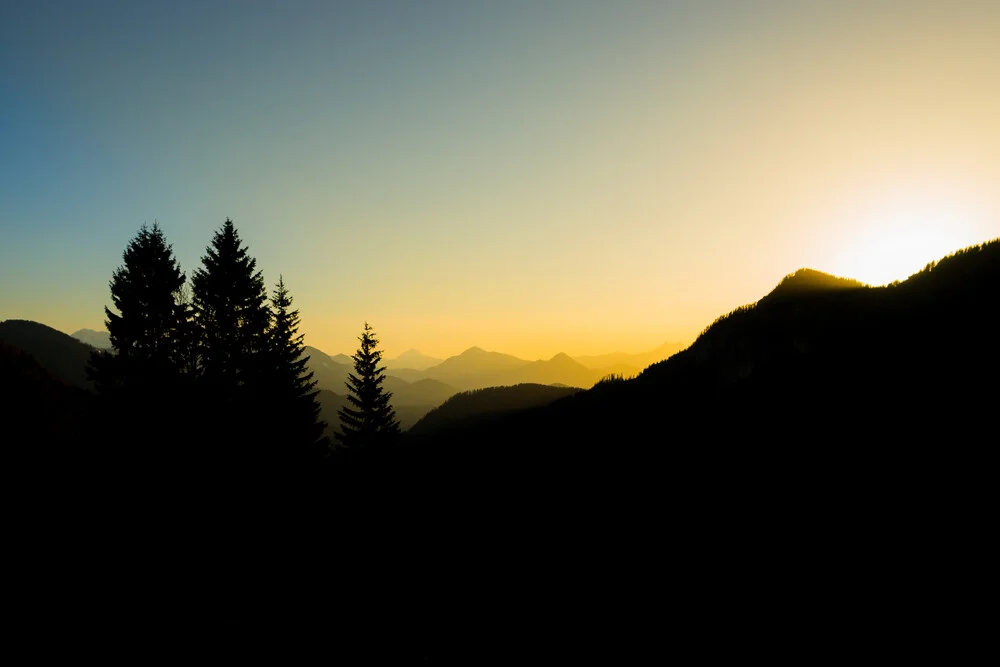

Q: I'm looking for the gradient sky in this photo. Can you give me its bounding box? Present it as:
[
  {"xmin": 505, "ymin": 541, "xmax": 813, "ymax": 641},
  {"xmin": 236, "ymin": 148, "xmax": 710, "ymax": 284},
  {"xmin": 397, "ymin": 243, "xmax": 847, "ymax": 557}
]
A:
[{"xmin": 3, "ymin": 1, "xmax": 999, "ymax": 359}]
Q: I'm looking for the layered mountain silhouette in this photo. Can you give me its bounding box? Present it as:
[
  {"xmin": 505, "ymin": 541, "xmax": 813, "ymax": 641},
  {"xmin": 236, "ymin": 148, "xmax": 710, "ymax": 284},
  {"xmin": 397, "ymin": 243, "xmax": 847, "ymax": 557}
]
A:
[
  {"xmin": 406, "ymin": 239, "xmax": 999, "ymax": 450},
  {"xmin": 303, "ymin": 346, "xmax": 352, "ymax": 392},
  {"xmin": 71, "ymin": 328, "xmax": 112, "ymax": 350},
  {"xmin": 304, "ymin": 346, "xmax": 460, "ymax": 429},
  {"xmin": 377, "ymin": 344, "xmax": 665, "ymax": 390},
  {"xmin": 3, "ymin": 323, "xmax": 654, "ymax": 433}
]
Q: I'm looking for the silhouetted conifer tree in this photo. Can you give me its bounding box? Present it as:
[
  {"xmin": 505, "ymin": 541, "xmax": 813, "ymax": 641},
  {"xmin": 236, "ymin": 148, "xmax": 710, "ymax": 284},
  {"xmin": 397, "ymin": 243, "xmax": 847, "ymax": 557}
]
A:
[
  {"xmin": 88, "ymin": 222, "xmax": 190, "ymax": 393},
  {"xmin": 87, "ymin": 222, "xmax": 191, "ymax": 461},
  {"xmin": 192, "ymin": 218, "xmax": 271, "ymax": 391},
  {"xmin": 265, "ymin": 275, "xmax": 328, "ymax": 461},
  {"xmin": 191, "ymin": 218, "xmax": 272, "ymax": 460},
  {"xmin": 337, "ymin": 322, "xmax": 400, "ymax": 450}
]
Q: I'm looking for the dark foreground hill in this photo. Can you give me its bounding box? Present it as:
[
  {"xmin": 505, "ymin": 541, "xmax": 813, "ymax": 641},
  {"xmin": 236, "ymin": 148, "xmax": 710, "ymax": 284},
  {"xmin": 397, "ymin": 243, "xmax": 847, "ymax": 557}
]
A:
[
  {"xmin": 1, "ymin": 341, "xmax": 94, "ymax": 453},
  {"xmin": 6, "ymin": 240, "xmax": 997, "ymax": 655},
  {"xmin": 409, "ymin": 383, "xmax": 582, "ymax": 435},
  {"xmin": 363, "ymin": 239, "xmax": 999, "ymax": 654},
  {"xmin": 0, "ymin": 320, "xmax": 97, "ymax": 389}
]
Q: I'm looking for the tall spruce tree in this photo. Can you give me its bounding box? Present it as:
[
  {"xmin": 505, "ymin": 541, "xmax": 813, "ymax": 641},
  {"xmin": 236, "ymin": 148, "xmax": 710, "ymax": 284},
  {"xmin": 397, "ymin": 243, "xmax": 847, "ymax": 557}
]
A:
[
  {"xmin": 87, "ymin": 222, "xmax": 191, "ymax": 459},
  {"xmin": 191, "ymin": 218, "xmax": 271, "ymax": 392},
  {"xmin": 191, "ymin": 219, "xmax": 272, "ymax": 459},
  {"xmin": 266, "ymin": 275, "xmax": 328, "ymax": 460},
  {"xmin": 88, "ymin": 222, "xmax": 190, "ymax": 395},
  {"xmin": 337, "ymin": 322, "xmax": 400, "ymax": 449}
]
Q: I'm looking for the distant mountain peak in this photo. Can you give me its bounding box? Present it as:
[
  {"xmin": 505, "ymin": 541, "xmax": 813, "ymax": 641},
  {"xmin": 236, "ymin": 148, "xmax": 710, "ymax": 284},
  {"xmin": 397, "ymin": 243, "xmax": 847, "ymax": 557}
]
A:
[
  {"xmin": 386, "ymin": 348, "xmax": 444, "ymax": 371},
  {"xmin": 459, "ymin": 346, "xmax": 488, "ymax": 356},
  {"xmin": 71, "ymin": 328, "xmax": 112, "ymax": 349}
]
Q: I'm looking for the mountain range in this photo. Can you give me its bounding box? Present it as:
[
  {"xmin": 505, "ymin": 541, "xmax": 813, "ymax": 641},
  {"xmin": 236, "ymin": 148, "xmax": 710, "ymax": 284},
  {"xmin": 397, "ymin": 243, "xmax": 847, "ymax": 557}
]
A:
[
  {"xmin": 18, "ymin": 238, "xmax": 998, "ymax": 446},
  {"xmin": 405, "ymin": 238, "xmax": 1000, "ymax": 451},
  {"xmin": 355, "ymin": 345, "xmax": 656, "ymax": 391},
  {"xmin": 3, "ymin": 320, "xmax": 680, "ymax": 434},
  {"xmin": 302, "ymin": 342, "xmax": 677, "ymax": 433},
  {"xmin": 385, "ymin": 349, "xmax": 443, "ymax": 370}
]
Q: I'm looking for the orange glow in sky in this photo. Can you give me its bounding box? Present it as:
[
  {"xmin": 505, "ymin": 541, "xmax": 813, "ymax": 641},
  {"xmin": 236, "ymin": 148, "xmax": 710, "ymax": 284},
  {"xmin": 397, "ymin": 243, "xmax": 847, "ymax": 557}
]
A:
[{"xmin": 2, "ymin": 2, "xmax": 999, "ymax": 359}]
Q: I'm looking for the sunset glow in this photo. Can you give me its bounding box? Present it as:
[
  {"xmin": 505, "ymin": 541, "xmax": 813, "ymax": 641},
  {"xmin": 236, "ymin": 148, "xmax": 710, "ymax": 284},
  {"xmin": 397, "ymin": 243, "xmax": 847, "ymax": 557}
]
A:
[
  {"xmin": 826, "ymin": 190, "xmax": 991, "ymax": 286},
  {"xmin": 2, "ymin": 2, "xmax": 1000, "ymax": 359}
]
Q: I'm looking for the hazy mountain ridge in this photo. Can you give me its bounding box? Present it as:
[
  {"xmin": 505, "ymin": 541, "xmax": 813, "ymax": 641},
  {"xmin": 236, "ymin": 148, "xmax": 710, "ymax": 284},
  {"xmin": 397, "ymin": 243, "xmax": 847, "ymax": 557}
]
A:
[
  {"xmin": 572, "ymin": 341, "xmax": 687, "ymax": 372},
  {"xmin": 359, "ymin": 343, "xmax": 680, "ymax": 391},
  {"xmin": 71, "ymin": 328, "xmax": 112, "ymax": 350},
  {"xmin": 385, "ymin": 349, "xmax": 443, "ymax": 371}
]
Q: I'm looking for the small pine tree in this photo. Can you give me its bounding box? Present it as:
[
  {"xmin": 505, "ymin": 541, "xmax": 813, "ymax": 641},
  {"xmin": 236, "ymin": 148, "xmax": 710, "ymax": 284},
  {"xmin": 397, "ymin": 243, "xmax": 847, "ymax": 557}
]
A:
[
  {"xmin": 266, "ymin": 275, "xmax": 328, "ymax": 461},
  {"xmin": 337, "ymin": 322, "xmax": 400, "ymax": 450}
]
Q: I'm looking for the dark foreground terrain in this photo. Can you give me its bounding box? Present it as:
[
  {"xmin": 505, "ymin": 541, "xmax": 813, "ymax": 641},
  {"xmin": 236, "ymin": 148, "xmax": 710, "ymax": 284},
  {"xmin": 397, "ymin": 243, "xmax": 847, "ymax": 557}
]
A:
[{"xmin": 4, "ymin": 240, "xmax": 997, "ymax": 657}]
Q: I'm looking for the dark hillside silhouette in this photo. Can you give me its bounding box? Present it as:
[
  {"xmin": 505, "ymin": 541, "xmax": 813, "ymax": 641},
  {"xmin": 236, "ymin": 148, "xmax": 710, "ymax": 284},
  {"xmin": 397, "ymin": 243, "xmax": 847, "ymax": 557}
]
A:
[
  {"xmin": 365, "ymin": 239, "xmax": 1000, "ymax": 654},
  {"xmin": 0, "ymin": 320, "xmax": 97, "ymax": 389},
  {"xmin": 759, "ymin": 267, "xmax": 866, "ymax": 303},
  {"xmin": 1, "ymin": 340, "xmax": 94, "ymax": 451},
  {"xmin": 408, "ymin": 383, "xmax": 582, "ymax": 435}
]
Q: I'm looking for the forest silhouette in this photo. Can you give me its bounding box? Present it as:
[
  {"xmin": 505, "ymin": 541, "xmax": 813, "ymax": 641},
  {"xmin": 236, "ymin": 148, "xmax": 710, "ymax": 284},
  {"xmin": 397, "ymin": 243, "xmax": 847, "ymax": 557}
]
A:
[{"xmin": 2, "ymin": 228, "xmax": 998, "ymax": 655}]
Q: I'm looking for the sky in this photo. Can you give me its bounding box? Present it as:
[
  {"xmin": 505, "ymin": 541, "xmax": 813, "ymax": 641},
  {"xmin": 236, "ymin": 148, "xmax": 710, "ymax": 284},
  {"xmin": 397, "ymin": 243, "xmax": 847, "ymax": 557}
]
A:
[{"xmin": 3, "ymin": 1, "xmax": 999, "ymax": 359}]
